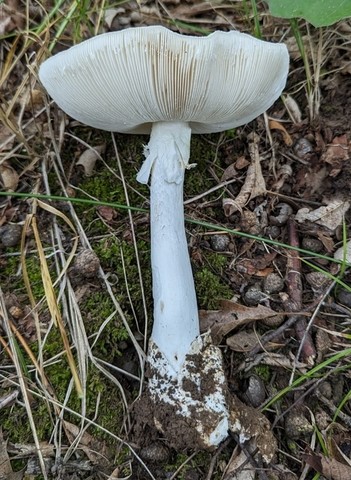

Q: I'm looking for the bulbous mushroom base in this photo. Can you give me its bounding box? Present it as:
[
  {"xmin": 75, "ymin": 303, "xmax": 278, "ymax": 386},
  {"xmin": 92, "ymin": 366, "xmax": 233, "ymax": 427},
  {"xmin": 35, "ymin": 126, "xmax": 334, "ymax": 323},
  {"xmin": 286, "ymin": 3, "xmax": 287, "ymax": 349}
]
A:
[{"xmin": 145, "ymin": 331, "xmax": 229, "ymax": 451}]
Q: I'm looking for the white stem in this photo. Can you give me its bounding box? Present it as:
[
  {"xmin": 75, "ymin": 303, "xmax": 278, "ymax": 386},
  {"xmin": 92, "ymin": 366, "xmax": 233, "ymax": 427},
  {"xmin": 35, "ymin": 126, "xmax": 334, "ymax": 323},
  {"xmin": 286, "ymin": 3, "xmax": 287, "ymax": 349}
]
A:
[
  {"xmin": 138, "ymin": 121, "xmax": 198, "ymax": 374},
  {"xmin": 137, "ymin": 121, "xmax": 229, "ymax": 450}
]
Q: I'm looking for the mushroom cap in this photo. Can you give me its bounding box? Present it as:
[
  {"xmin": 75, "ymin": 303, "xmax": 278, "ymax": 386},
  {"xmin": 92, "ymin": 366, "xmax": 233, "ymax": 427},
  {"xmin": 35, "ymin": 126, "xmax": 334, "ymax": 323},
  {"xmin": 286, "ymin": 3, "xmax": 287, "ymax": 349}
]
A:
[{"xmin": 39, "ymin": 26, "xmax": 289, "ymax": 134}]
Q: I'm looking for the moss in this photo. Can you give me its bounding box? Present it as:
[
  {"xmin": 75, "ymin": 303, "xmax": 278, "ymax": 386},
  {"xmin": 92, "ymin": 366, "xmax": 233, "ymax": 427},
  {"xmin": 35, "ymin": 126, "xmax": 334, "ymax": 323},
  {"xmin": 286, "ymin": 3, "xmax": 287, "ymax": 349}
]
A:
[
  {"xmin": 92, "ymin": 236, "xmax": 152, "ymax": 323},
  {"xmin": 204, "ymin": 252, "xmax": 228, "ymax": 271},
  {"xmin": 253, "ymin": 364, "xmax": 271, "ymax": 383},
  {"xmin": 184, "ymin": 135, "xmax": 219, "ymax": 197},
  {"xmin": 81, "ymin": 291, "xmax": 130, "ymax": 359},
  {"xmin": 195, "ymin": 267, "xmax": 232, "ymax": 310}
]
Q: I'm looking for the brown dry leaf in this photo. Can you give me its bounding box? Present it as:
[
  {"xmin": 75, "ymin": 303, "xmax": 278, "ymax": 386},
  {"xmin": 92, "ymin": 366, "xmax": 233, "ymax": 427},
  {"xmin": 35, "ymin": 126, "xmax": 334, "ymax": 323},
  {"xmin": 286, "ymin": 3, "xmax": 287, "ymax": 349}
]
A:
[
  {"xmin": 295, "ymin": 199, "xmax": 350, "ymax": 231},
  {"xmin": 283, "ymin": 94, "xmax": 302, "ymax": 123},
  {"xmin": 285, "ymin": 34, "xmax": 311, "ymax": 61},
  {"xmin": 97, "ymin": 205, "xmax": 118, "ymax": 222},
  {"xmin": 303, "ymin": 452, "xmax": 351, "ymax": 480},
  {"xmin": 316, "ymin": 231, "xmax": 335, "ymax": 253},
  {"xmin": 0, "ymin": 428, "xmax": 13, "ymax": 479},
  {"xmin": 76, "ymin": 144, "xmax": 106, "ymax": 176},
  {"xmin": 227, "ymin": 331, "xmax": 259, "ymax": 352},
  {"xmin": 235, "ymin": 156, "xmax": 250, "ymax": 170},
  {"xmin": 63, "ymin": 421, "xmax": 111, "ymax": 468},
  {"xmin": 237, "ymin": 252, "xmax": 277, "ymax": 276},
  {"xmin": 0, "ymin": 0, "xmax": 24, "ymax": 34},
  {"xmin": 321, "ymin": 135, "xmax": 350, "ymax": 177},
  {"xmin": 269, "ymin": 119, "xmax": 293, "ymax": 146},
  {"xmin": 223, "ymin": 447, "xmax": 256, "ymax": 480},
  {"xmin": 329, "ymin": 437, "xmax": 351, "ymax": 467},
  {"xmin": 223, "ymin": 133, "xmax": 266, "ymax": 216},
  {"xmin": 7, "ymin": 441, "xmax": 54, "ymax": 457},
  {"xmin": 0, "ymin": 162, "xmax": 19, "ymax": 191},
  {"xmin": 237, "ymin": 257, "xmax": 273, "ymax": 276},
  {"xmin": 221, "ymin": 163, "xmax": 238, "ymax": 182},
  {"xmin": 241, "ymin": 352, "xmax": 308, "ymax": 372},
  {"xmin": 200, "ymin": 300, "xmax": 280, "ymax": 343},
  {"xmin": 0, "ymin": 123, "xmax": 15, "ymax": 152},
  {"xmin": 19, "ymin": 89, "xmax": 45, "ymax": 113}
]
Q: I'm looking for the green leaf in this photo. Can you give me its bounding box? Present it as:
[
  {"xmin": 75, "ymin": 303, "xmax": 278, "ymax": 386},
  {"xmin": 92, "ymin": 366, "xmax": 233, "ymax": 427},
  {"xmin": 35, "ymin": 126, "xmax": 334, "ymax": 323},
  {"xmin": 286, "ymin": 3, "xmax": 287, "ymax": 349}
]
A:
[{"xmin": 266, "ymin": 0, "xmax": 351, "ymax": 27}]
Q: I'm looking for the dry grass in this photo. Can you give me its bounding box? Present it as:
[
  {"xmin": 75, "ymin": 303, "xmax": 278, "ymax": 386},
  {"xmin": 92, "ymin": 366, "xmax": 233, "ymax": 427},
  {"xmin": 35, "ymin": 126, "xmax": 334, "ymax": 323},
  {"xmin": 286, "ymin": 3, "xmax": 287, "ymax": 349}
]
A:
[{"xmin": 1, "ymin": 1, "xmax": 351, "ymax": 479}]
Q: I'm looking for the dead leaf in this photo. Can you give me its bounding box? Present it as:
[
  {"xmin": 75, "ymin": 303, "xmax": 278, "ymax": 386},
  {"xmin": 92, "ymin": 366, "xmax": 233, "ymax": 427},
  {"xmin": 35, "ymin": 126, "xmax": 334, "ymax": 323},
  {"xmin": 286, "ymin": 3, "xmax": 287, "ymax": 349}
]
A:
[
  {"xmin": 303, "ymin": 452, "xmax": 351, "ymax": 480},
  {"xmin": 227, "ymin": 331, "xmax": 259, "ymax": 352},
  {"xmin": 223, "ymin": 133, "xmax": 266, "ymax": 216},
  {"xmin": 223, "ymin": 446, "xmax": 256, "ymax": 480},
  {"xmin": 329, "ymin": 437, "xmax": 351, "ymax": 467},
  {"xmin": 334, "ymin": 240, "xmax": 351, "ymax": 265},
  {"xmin": 221, "ymin": 163, "xmax": 238, "ymax": 182},
  {"xmin": 283, "ymin": 94, "xmax": 302, "ymax": 123},
  {"xmin": 316, "ymin": 230, "xmax": 335, "ymax": 253},
  {"xmin": 236, "ymin": 252, "xmax": 277, "ymax": 276},
  {"xmin": 104, "ymin": 7, "xmax": 126, "ymax": 28},
  {"xmin": 0, "ymin": 0, "xmax": 24, "ymax": 35},
  {"xmin": 0, "ymin": 162, "xmax": 19, "ymax": 191},
  {"xmin": 0, "ymin": 428, "xmax": 13, "ymax": 478},
  {"xmin": 63, "ymin": 421, "xmax": 111, "ymax": 468},
  {"xmin": 97, "ymin": 205, "xmax": 118, "ymax": 222},
  {"xmin": 235, "ymin": 156, "xmax": 250, "ymax": 170},
  {"xmin": 240, "ymin": 352, "xmax": 308, "ymax": 372},
  {"xmin": 0, "ymin": 123, "xmax": 15, "ymax": 152},
  {"xmin": 286, "ymin": 34, "xmax": 312, "ymax": 61},
  {"xmin": 7, "ymin": 441, "xmax": 54, "ymax": 457},
  {"xmin": 76, "ymin": 144, "xmax": 106, "ymax": 176},
  {"xmin": 269, "ymin": 119, "xmax": 293, "ymax": 146},
  {"xmin": 321, "ymin": 135, "xmax": 350, "ymax": 177},
  {"xmin": 200, "ymin": 300, "xmax": 280, "ymax": 343},
  {"xmin": 19, "ymin": 88, "xmax": 45, "ymax": 112},
  {"xmin": 295, "ymin": 199, "xmax": 350, "ymax": 231}
]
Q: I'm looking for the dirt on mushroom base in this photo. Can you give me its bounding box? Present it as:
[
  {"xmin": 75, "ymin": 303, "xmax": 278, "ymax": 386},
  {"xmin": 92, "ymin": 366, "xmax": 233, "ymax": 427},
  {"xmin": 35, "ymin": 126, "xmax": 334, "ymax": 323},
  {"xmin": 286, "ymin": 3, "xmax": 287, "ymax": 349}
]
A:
[
  {"xmin": 132, "ymin": 336, "xmax": 277, "ymax": 463},
  {"xmin": 133, "ymin": 335, "xmax": 230, "ymax": 452},
  {"xmin": 132, "ymin": 381, "xmax": 277, "ymax": 463}
]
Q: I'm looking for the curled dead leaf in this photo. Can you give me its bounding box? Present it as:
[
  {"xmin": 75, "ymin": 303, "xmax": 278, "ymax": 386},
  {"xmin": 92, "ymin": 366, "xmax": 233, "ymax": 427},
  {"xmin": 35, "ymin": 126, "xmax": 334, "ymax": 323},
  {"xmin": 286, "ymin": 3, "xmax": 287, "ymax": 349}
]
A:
[
  {"xmin": 269, "ymin": 119, "xmax": 293, "ymax": 146},
  {"xmin": 0, "ymin": 162, "xmax": 19, "ymax": 191},
  {"xmin": 19, "ymin": 88, "xmax": 45, "ymax": 112},
  {"xmin": 227, "ymin": 331, "xmax": 259, "ymax": 352},
  {"xmin": 321, "ymin": 135, "xmax": 350, "ymax": 177},
  {"xmin": 223, "ymin": 133, "xmax": 266, "ymax": 216},
  {"xmin": 76, "ymin": 144, "xmax": 106, "ymax": 176},
  {"xmin": 295, "ymin": 199, "xmax": 350, "ymax": 231},
  {"xmin": 334, "ymin": 239, "xmax": 351, "ymax": 265},
  {"xmin": 0, "ymin": 124, "xmax": 15, "ymax": 152},
  {"xmin": 0, "ymin": 0, "xmax": 24, "ymax": 35},
  {"xmin": 303, "ymin": 451, "xmax": 351, "ymax": 480},
  {"xmin": 283, "ymin": 94, "xmax": 302, "ymax": 123},
  {"xmin": 200, "ymin": 300, "xmax": 281, "ymax": 343}
]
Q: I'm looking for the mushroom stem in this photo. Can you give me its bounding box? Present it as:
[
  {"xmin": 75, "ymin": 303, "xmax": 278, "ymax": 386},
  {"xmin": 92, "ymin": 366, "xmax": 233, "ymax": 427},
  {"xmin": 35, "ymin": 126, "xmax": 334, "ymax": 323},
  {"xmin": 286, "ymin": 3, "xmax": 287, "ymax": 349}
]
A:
[
  {"xmin": 138, "ymin": 121, "xmax": 198, "ymax": 374},
  {"xmin": 137, "ymin": 122, "xmax": 229, "ymax": 449}
]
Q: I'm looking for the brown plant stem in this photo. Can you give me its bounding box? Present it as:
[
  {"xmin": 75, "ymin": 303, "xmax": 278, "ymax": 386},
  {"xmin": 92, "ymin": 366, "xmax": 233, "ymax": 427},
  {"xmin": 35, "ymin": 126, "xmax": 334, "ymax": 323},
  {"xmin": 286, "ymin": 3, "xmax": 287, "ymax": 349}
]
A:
[{"xmin": 284, "ymin": 218, "xmax": 316, "ymax": 364}]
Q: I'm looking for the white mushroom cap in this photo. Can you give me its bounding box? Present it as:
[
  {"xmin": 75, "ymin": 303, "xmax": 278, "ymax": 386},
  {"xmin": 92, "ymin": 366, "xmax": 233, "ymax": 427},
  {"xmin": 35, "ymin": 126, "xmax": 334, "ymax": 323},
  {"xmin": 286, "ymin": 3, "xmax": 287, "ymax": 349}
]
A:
[{"xmin": 39, "ymin": 26, "xmax": 289, "ymax": 134}]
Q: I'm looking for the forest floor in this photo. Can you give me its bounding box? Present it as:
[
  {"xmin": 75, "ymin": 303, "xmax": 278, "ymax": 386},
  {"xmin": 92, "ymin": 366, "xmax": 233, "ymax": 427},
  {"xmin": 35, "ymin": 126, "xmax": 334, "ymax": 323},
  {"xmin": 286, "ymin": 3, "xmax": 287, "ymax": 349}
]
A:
[{"xmin": 1, "ymin": 1, "xmax": 351, "ymax": 479}]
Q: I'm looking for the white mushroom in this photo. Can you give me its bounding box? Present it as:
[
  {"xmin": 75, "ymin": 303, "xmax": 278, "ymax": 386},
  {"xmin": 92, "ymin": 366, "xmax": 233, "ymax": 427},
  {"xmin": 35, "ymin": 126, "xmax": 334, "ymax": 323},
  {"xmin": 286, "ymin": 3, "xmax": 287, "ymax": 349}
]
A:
[{"xmin": 39, "ymin": 26, "xmax": 289, "ymax": 450}]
